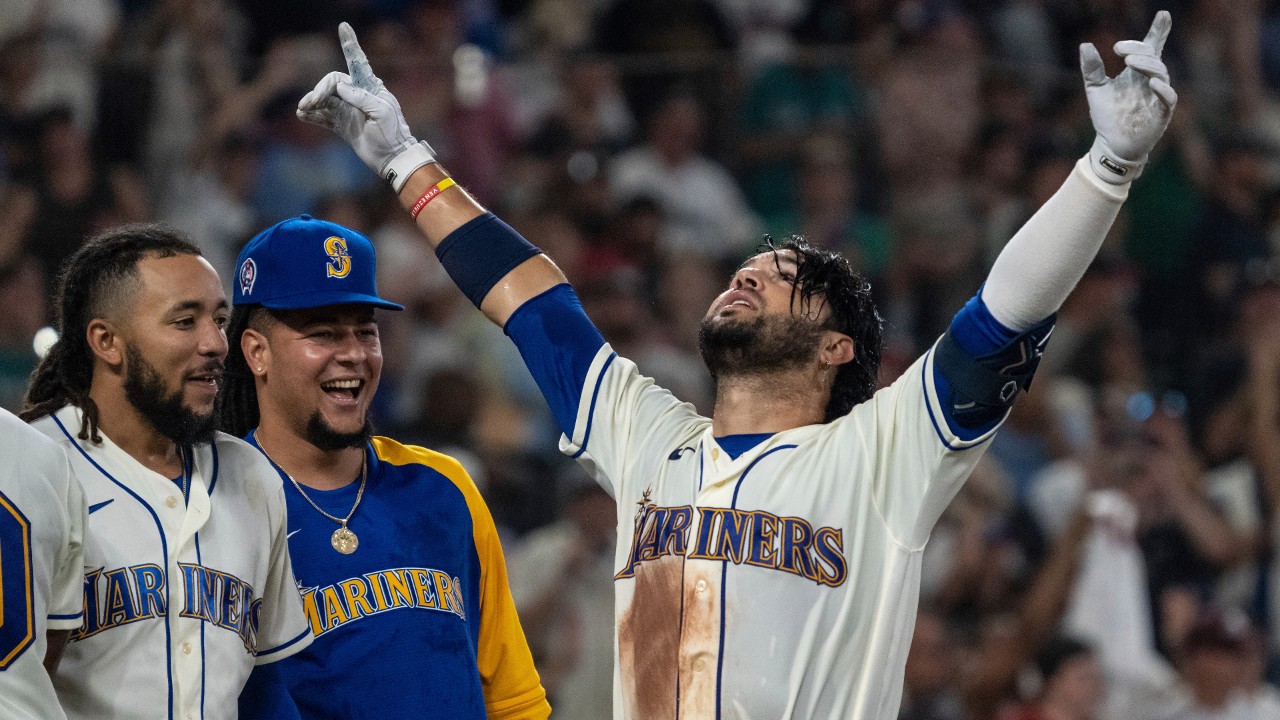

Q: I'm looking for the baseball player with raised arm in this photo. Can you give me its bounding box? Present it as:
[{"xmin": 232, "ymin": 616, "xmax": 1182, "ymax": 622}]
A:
[
  {"xmin": 0, "ymin": 408, "xmax": 86, "ymax": 720},
  {"xmin": 20, "ymin": 224, "xmax": 312, "ymax": 720},
  {"xmin": 218, "ymin": 215, "xmax": 550, "ymax": 719},
  {"xmin": 298, "ymin": 13, "xmax": 1176, "ymax": 718}
]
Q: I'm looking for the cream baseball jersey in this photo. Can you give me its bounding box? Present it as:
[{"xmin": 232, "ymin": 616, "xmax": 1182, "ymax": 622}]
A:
[
  {"xmin": 559, "ymin": 345, "xmax": 991, "ymax": 719},
  {"xmin": 0, "ymin": 409, "xmax": 85, "ymax": 720},
  {"xmin": 31, "ymin": 406, "xmax": 312, "ymax": 720}
]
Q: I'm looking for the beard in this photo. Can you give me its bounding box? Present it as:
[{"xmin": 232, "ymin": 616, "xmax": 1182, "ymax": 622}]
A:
[
  {"xmin": 304, "ymin": 411, "xmax": 374, "ymax": 451},
  {"xmin": 123, "ymin": 343, "xmax": 220, "ymax": 446},
  {"xmin": 698, "ymin": 313, "xmax": 824, "ymax": 379}
]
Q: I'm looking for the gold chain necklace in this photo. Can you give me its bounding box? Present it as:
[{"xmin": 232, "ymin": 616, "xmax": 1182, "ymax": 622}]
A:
[{"xmin": 261, "ymin": 445, "xmax": 367, "ymax": 555}]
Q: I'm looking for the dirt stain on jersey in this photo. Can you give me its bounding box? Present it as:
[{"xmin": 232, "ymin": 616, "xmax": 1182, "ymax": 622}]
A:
[{"xmin": 618, "ymin": 554, "xmax": 687, "ymax": 717}]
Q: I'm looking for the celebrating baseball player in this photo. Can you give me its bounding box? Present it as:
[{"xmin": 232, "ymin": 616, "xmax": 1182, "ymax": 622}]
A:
[
  {"xmin": 297, "ymin": 11, "xmax": 1176, "ymax": 719},
  {"xmin": 218, "ymin": 215, "xmax": 550, "ymax": 719},
  {"xmin": 0, "ymin": 408, "xmax": 86, "ymax": 720},
  {"xmin": 20, "ymin": 225, "xmax": 313, "ymax": 719}
]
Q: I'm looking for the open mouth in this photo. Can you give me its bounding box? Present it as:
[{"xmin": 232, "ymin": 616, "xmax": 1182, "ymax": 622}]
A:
[
  {"xmin": 321, "ymin": 378, "xmax": 364, "ymax": 401},
  {"xmin": 719, "ymin": 290, "xmax": 756, "ymax": 314},
  {"xmin": 187, "ymin": 370, "xmax": 223, "ymax": 389}
]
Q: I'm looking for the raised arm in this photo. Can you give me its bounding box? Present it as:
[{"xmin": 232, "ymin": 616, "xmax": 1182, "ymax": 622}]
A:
[
  {"xmin": 981, "ymin": 11, "xmax": 1176, "ymax": 331},
  {"xmin": 296, "ymin": 25, "xmax": 612, "ymax": 442},
  {"xmin": 931, "ymin": 12, "xmax": 1176, "ymax": 438},
  {"xmin": 295, "ymin": 23, "xmax": 564, "ymax": 327}
]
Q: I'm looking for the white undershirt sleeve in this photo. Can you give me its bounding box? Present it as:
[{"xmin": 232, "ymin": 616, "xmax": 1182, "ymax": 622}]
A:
[{"xmin": 981, "ymin": 156, "xmax": 1130, "ymax": 331}]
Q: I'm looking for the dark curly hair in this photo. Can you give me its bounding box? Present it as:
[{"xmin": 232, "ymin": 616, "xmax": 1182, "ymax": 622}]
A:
[
  {"xmin": 765, "ymin": 236, "xmax": 884, "ymax": 422},
  {"xmin": 20, "ymin": 224, "xmax": 203, "ymax": 441},
  {"xmin": 216, "ymin": 304, "xmax": 274, "ymax": 439}
]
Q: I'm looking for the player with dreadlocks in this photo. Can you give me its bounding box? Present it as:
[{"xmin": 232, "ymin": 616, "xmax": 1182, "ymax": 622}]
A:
[{"xmin": 21, "ymin": 223, "xmax": 312, "ymax": 719}]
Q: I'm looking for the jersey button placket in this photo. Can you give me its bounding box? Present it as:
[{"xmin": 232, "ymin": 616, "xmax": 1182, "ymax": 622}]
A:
[{"xmin": 165, "ymin": 495, "xmax": 178, "ymax": 508}]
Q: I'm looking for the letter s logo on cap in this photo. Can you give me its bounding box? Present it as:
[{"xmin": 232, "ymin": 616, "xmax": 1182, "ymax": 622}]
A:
[{"xmin": 325, "ymin": 237, "xmax": 352, "ymax": 279}]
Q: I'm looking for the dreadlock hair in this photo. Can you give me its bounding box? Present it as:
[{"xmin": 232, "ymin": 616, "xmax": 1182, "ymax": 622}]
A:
[
  {"xmin": 20, "ymin": 224, "xmax": 203, "ymax": 441},
  {"xmin": 764, "ymin": 236, "xmax": 884, "ymax": 422},
  {"xmin": 217, "ymin": 304, "xmax": 273, "ymax": 439}
]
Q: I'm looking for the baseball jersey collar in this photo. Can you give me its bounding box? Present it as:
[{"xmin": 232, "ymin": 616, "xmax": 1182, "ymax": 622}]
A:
[{"xmin": 53, "ymin": 404, "xmax": 213, "ymax": 535}]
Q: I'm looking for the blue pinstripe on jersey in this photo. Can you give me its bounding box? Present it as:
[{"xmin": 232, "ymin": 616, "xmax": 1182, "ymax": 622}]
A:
[
  {"xmin": 716, "ymin": 444, "xmax": 799, "ymax": 719},
  {"xmin": 52, "ymin": 414, "xmax": 176, "ymax": 720}
]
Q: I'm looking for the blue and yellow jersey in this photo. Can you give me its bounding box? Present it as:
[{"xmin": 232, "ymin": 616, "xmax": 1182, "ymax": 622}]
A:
[{"xmin": 248, "ymin": 434, "xmax": 549, "ymax": 719}]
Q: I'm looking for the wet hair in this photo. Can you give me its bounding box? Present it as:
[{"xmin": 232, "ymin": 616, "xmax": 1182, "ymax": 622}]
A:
[
  {"xmin": 217, "ymin": 304, "xmax": 275, "ymax": 439},
  {"xmin": 21, "ymin": 224, "xmax": 203, "ymax": 441},
  {"xmin": 764, "ymin": 236, "xmax": 883, "ymax": 421}
]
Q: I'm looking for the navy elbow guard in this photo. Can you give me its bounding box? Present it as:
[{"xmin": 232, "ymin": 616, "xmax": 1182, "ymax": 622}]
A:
[{"xmin": 933, "ymin": 315, "xmax": 1055, "ymax": 428}]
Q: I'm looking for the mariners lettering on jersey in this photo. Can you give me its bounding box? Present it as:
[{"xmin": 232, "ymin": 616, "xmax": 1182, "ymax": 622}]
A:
[
  {"xmin": 75, "ymin": 563, "xmax": 260, "ymax": 653},
  {"xmin": 616, "ymin": 488, "xmax": 848, "ymax": 586},
  {"xmin": 299, "ymin": 567, "xmax": 466, "ymax": 637}
]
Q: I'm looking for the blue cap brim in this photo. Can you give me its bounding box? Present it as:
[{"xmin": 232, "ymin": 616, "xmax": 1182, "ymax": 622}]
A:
[{"xmin": 255, "ymin": 290, "xmax": 404, "ymax": 311}]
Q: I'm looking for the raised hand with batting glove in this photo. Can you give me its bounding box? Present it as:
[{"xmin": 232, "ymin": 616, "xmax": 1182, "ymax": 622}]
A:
[
  {"xmin": 1082, "ymin": 10, "xmax": 1177, "ymax": 184},
  {"xmin": 296, "ymin": 23, "xmax": 435, "ymax": 191}
]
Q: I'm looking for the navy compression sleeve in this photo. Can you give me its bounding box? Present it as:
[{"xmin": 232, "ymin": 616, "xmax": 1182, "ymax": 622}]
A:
[{"xmin": 503, "ymin": 284, "xmax": 607, "ymax": 437}]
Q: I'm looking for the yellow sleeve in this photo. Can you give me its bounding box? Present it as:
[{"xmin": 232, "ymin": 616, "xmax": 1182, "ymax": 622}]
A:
[
  {"xmin": 471, "ymin": 499, "xmax": 552, "ymax": 719},
  {"xmin": 379, "ymin": 439, "xmax": 551, "ymax": 719}
]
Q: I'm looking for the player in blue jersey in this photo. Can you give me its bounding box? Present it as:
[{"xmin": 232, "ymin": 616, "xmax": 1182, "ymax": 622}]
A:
[
  {"xmin": 218, "ymin": 215, "xmax": 550, "ymax": 719},
  {"xmin": 297, "ymin": 15, "xmax": 1176, "ymax": 718}
]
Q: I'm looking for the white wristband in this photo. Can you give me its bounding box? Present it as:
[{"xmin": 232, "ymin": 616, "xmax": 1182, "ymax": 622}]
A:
[
  {"xmin": 382, "ymin": 141, "xmax": 437, "ymax": 193},
  {"xmin": 1088, "ymin": 136, "xmax": 1145, "ymax": 185}
]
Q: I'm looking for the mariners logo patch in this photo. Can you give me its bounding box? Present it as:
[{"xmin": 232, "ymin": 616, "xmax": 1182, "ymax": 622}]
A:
[{"xmin": 238, "ymin": 258, "xmax": 257, "ymax": 296}]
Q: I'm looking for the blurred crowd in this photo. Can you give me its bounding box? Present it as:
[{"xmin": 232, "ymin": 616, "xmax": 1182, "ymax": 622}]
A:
[{"xmin": 6, "ymin": 0, "xmax": 1280, "ymax": 717}]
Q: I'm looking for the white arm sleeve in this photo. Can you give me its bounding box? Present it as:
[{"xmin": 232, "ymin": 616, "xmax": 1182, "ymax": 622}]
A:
[{"xmin": 981, "ymin": 157, "xmax": 1129, "ymax": 331}]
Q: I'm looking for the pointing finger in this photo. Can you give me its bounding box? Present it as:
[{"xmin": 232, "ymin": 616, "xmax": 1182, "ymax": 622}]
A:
[
  {"xmin": 1142, "ymin": 10, "xmax": 1172, "ymax": 57},
  {"xmin": 1079, "ymin": 43, "xmax": 1107, "ymax": 87},
  {"xmin": 339, "ymin": 22, "xmax": 381, "ymax": 92}
]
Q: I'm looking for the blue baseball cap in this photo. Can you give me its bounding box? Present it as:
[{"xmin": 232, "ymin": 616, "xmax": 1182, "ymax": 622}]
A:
[{"xmin": 232, "ymin": 215, "xmax": 403, "ymax": 311}]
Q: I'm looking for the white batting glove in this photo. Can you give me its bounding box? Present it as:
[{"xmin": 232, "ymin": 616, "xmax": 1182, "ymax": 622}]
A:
[
  {"xmin": 296, "ymin": 22, "xmax": 436, "ymax": 192},
  {"xmin": 1080, "ymin": 10, "xmax": 1177, "ymax": 184}
]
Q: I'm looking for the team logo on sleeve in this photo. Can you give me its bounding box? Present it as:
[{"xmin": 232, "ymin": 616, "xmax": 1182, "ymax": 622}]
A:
[
  {"xmin": 615, "ymin": 486, "xmax": 849, "ymax": 587},
  {"xmin": 324, "ymin": 237, "xmax": 352, "ymax": 278},
  {"xmin": 238, "ymin": 258, "xmax": 257, "ymax": 296}
]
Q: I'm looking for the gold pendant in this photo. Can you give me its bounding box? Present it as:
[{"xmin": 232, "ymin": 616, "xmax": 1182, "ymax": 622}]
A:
[{"xmin": 331, "ymin": 526, "xmax": 358, "ymax": 554}]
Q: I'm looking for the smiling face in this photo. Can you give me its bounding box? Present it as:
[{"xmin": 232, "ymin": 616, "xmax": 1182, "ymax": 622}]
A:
[
  {"xmin": 113, "ymin": 254, "xmax": 230, "ymax": 443},
  {"xmin": 246, "ymin": 304, "xmax": 383, "ymax": 451}
]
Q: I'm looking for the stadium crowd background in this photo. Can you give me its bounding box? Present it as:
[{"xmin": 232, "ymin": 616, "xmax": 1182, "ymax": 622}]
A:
[{"xmin": 4, "ymin": 0, "xmax": 1280, "ymax": 717}]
